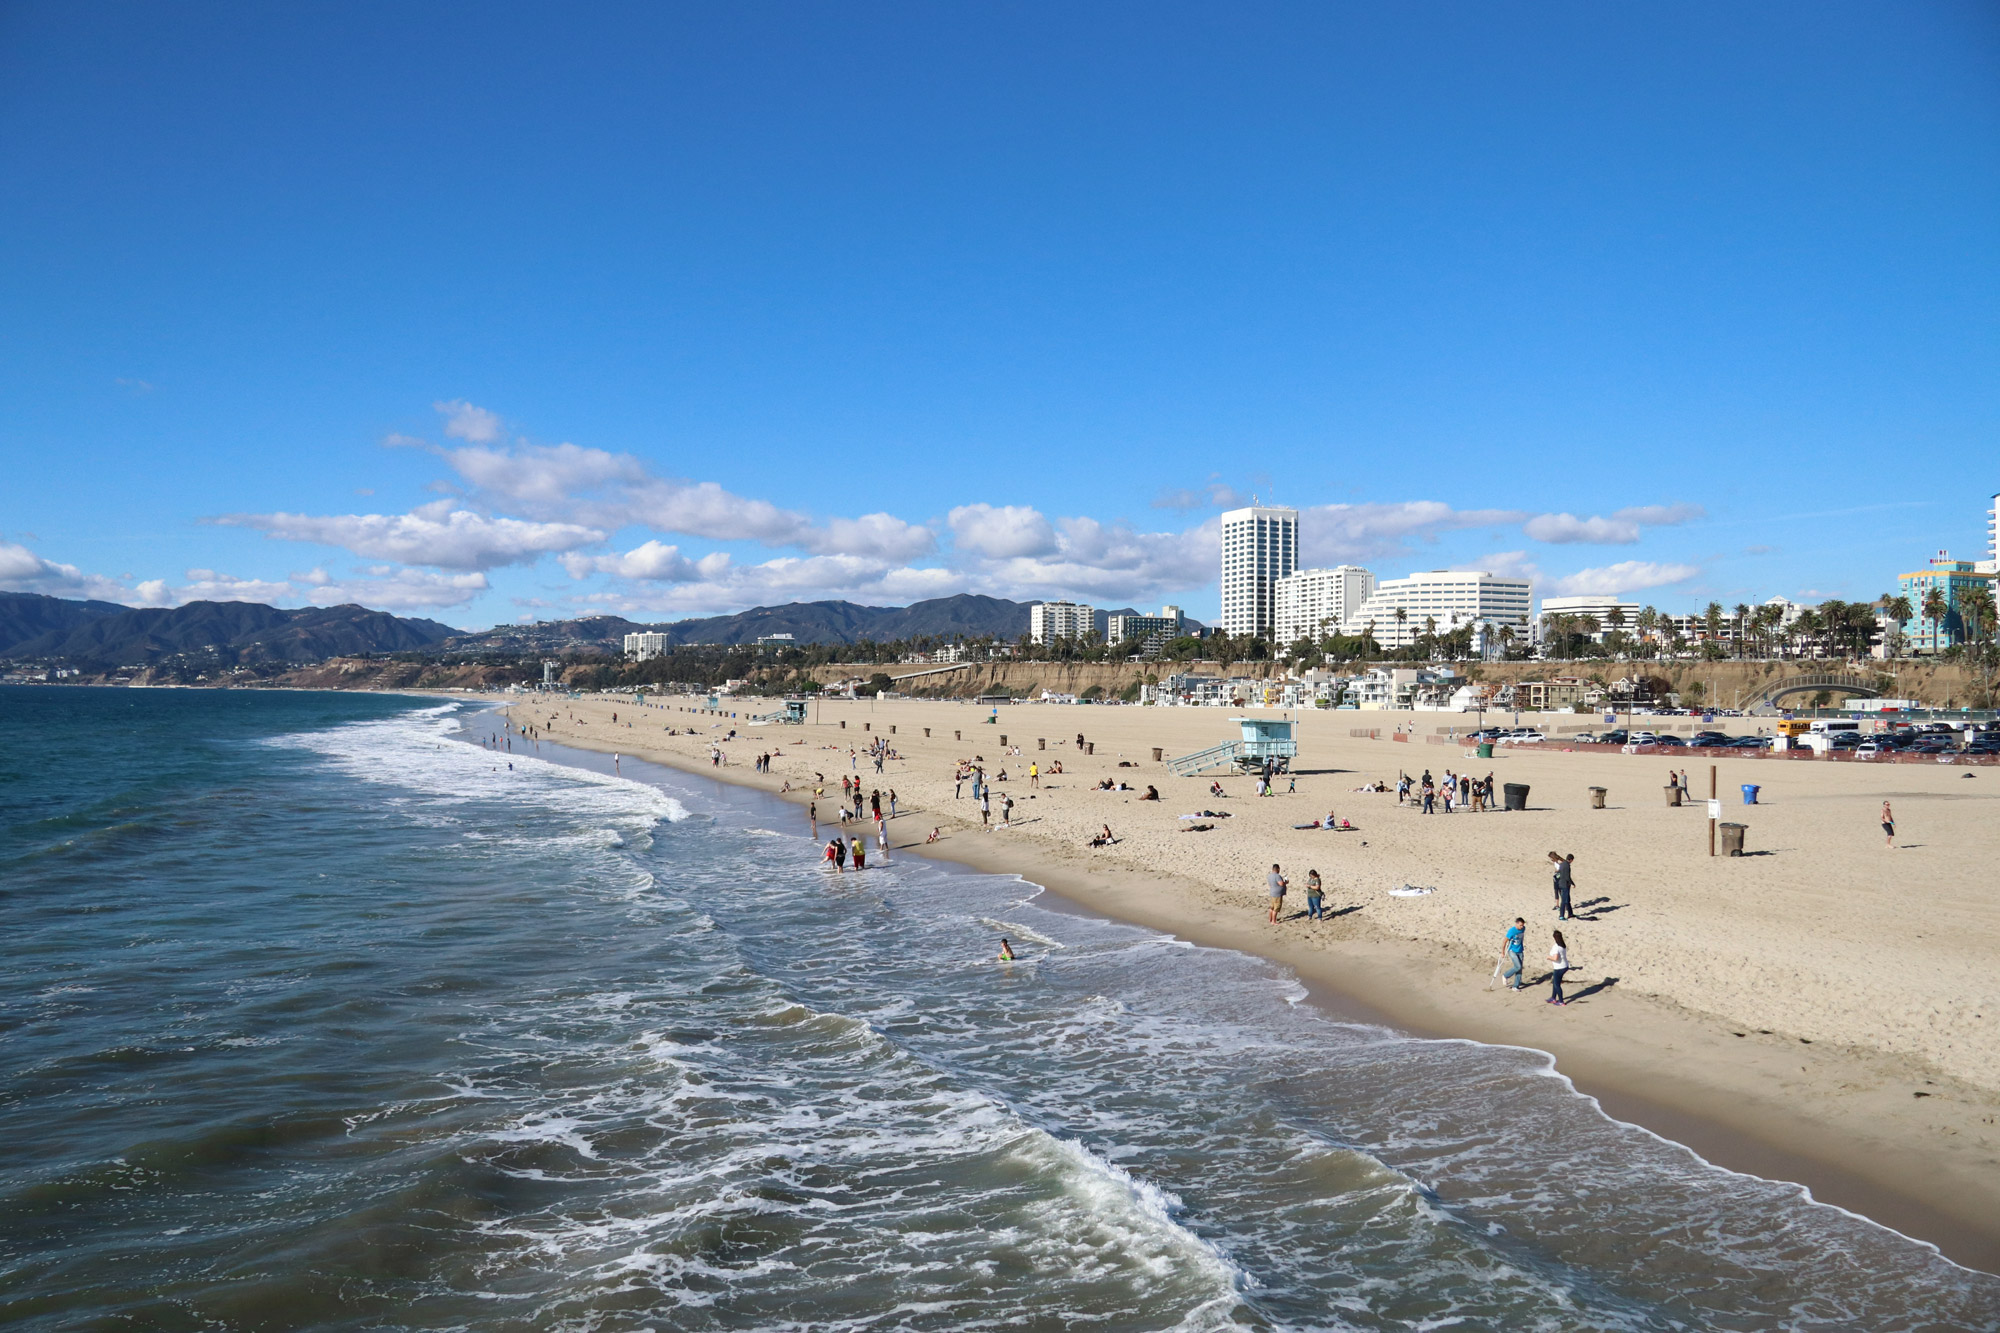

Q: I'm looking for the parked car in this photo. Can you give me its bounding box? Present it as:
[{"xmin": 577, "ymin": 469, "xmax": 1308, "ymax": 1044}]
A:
[
  {"xmin": 1502, "ymin": 730, "xmax": 1548, "ymax": 744},
  {"xmin": 1854, "ymin": 741, "xmax": 1883, "ymax": 756},
  {"xmin": 1597, "ymin": 729, "xmax": 1629, "ymax": 745},
  {"xmin": 1687, "ymin": 735, "xmax": 1729, "ymax": 748},
  {"xmin": 1653, "ymin": 734, "xmax": 1687, "ymax": 747},
  {"xmin": 1628, "ymin": 731, "xmax": 1660, "ymax": 745},
  {"xmin": 1726, "ymin": 736, "xmax": 1768, "ymax": 749}
]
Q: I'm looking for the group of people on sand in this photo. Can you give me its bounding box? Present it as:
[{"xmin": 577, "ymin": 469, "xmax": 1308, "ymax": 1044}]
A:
[
  {"xmin": 1262, "ymin": 864, "xmax": 1330, "ymax": 923},
  {"xmin": 1398, "ymin": 768, "xmax": 1496, "ymax": 814},
  {"xmin": 1495, "ymin": 851, "xmax": 1589, "ymax": 1002}
]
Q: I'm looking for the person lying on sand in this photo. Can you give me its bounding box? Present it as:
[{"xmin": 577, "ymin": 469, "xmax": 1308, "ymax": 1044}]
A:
[{"xmin": 1177, "ymin": 823, "xmax": 1215, "ymax": 832}]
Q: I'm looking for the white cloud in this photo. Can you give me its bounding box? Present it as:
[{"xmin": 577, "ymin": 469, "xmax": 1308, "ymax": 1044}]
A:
[
  {"xmin": 1546, "ymin": 560, "xmax": 1702, "ymax": 597},
  {"xmin": 215, "ymin": 500, "xmax": 603, "ymax": 570},
  {"xmin": 174, "ymin": 569, "xmax": 300, "ymax": 603},
  {"xmin": 1300, "ymin": 502, "xmax": 1527, "ymax": 565},
  {"xmin": 1525, "ymin": 503, "xmax": 1706, "ymax": 545},
  {"xmin": 948, "ymin": 504, "xmax": 1059, "ymax": 559},
  {"xmin": 810, "ymin": 512, "xmax": 937, "ymax": 562},
  {"xmin": 1153, "ymin": 478, "xmax": 1246, "ymax": 511},
  {"xmin": 435, "ymin": 398, "xmax": 505, "ymax": 444},
  {"xmin": 562, "ymin": 540, "xmax": 732, "ymax": 584},
  {"xmin": 0, "ymin": 542, "xmax": 135, "ymax": 602}
]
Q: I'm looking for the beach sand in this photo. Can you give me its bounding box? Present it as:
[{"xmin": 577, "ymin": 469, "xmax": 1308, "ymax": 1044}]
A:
[{"xmin": 503, "ymin": 692, "xmax": 2000, "ymax": 1271}]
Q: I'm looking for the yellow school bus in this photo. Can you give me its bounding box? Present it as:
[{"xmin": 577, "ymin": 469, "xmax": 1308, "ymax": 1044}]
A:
[{"xmin": 1774, "ymin": 719, "xmax": 1811, "ymax": 738}]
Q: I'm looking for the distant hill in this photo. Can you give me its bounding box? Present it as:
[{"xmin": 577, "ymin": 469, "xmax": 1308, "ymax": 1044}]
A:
[
  {"xmin": 660, "ymin": 594, "xmax": 1034, "ymax": 646},
  {"xmin": 4, "ymin": 598, "xmax": 457, "ymax": 666},
  {"xmin": 0, "ymin": 592, "xmax": 128, "ymax": 655},
  {"xmin": 445, "ymin": 594, "xmax": 1039, "ymax": 652}
]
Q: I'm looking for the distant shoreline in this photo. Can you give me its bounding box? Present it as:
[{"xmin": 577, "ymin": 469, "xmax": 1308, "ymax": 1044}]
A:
[{"xmin": 491, "ymin": 691, "xmax": 2000, "ymax": 1275}]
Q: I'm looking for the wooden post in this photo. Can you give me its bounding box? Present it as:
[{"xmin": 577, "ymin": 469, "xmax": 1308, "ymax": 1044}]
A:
[{"xmin": 1709, "ymin": 764, "xmax": 1717, "ymax": 857}]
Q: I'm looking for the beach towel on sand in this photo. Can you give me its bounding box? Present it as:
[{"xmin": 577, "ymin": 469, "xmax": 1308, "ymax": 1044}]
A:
[{"xmin": 1387, "ymin": 885, "xmax": 1435, "ymax": 897}]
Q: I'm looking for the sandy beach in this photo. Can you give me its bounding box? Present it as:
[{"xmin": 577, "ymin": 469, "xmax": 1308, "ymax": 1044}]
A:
[{"xmin": 503, "ymin": 692, "xmax": 2000, "ymax": 1271}]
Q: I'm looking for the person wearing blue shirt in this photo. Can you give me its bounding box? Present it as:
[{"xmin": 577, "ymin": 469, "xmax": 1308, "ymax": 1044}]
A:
[{"xmin": 1501, "ymin": 918, "xmax": 1526, "ymax": 991}]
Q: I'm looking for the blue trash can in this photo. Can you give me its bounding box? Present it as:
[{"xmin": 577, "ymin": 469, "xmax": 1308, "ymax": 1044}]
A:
[{"xmin": 1741, "ymin": 784, "xmax": 1760, "ymax": 805}]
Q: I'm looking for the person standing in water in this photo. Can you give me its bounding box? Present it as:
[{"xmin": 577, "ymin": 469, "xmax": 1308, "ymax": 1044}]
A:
[
  {"xmin": 850, "ymin": 835, "xmax": 866, "ymax": 870},
  {"xmin": 1547, "ymin": 929, "xmax": 1570, "ymax": 1005}
]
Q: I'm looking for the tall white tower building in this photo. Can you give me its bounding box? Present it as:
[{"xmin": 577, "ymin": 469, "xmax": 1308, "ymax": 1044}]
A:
[
  {"xmin": 1219, "ymin": 504, "xmax": 1299, "ymax": 639},
  {"xmin": 1274, "ymin": 565, "xmax": 1376, "ymax": 645}
]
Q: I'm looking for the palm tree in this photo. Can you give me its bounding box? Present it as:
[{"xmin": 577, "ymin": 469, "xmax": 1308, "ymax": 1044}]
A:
[
  {"xmin": 1393, "ymin": 606, "xmax": 1408, "ymax": 650},
  {"xmin": 1883, "ymin": 593, "xmax": 1913, "ymax": 659},
  {"xmin": 1732, "ymin": 604, "xmax": 1750, "ymax": 658},
  {"xmin": 1921, "ymin": 586, "xmax": 1948, "ymax": 655}
]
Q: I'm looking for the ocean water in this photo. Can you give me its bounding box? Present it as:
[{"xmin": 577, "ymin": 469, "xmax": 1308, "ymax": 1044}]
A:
[{"xmin": 2, "ymin": 687, "xmax": 1995, "ymax": 1332}]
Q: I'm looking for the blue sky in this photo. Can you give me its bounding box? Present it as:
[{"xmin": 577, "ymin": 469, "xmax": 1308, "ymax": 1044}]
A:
[{"xmin": 2, "ymin": 2, "xmax": 1996, "ymax": 628}]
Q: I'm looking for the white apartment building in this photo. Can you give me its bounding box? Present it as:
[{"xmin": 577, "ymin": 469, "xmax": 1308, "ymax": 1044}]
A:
[
  {"xmin": 1029, "ymin": 600, "xmax": 1096, "ymax": 644},
  {"xmin": 1341, "ymin": 570, "xmax": 1533, "ymax": 649},
  {"xmin": 623, "ymin": 631, "xmax": 670, "ymax": 661},
  {"xmin": 1107, "ymin": 605, "xmax": 1186, "ymax": 649},
  {"xmin": 1538, "ymin": 594, "xmax": 1641, "ymax": 642},
  {"xmin": 1219, "ymin": 505, "xmax": 1299, "ymax": 639},
  {"xmin": 1274, "ymin": 565, "xmax": 1376, "ymax": 645}
]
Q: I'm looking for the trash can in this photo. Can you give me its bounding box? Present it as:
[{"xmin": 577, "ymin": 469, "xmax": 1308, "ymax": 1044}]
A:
[
  {"xmin": 1503, "ymin": 782, "xmax": 1529, "ymax": 812},
  {"xmin": 1589, "ymin": 786, "xmax": 1607, "ymax": 809},
  {"xmin": 1741, "ymin": 784, "xmax": 1760, "ymax": 805},
  {"xmin": 1719, "ymin": 822, "xmax": 1747, "ymax": 856},
  {"xmin": 1152, "ymin": 747, "xmax": 1163, "ymax": 762},
  {"xmin": 1666, "ymin": 785, "xmax": 1682, "ymax": 807},
  {"xmin": 1039, "ymin": 738, "xmax": 1046, "ymax": 750},
  {"xmin": 1476, "ymin": 742, "xmax": 1494, "ymax": 758}
]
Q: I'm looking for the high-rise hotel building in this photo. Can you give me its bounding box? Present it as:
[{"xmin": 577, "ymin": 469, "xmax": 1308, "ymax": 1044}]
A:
[{"xmin": 1219, "ymin": 505, "xmax": 1299, "ymax": 639}]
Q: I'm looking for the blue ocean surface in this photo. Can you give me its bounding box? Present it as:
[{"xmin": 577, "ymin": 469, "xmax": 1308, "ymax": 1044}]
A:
[{"xmin": 1, "ymin": 685, "xmax": 1995, "ymax": 1331}]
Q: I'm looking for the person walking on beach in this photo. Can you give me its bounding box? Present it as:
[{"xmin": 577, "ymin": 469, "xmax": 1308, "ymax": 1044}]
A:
[
  {"xmin": 1550, "ymin": 852, "xmax": 1576, "ymax": 920},
  {"xmin": 1266, "ymin": 864, "xmax": 1288, "ymax": 923},
  {"xmin": 980, "ymin": 791, "xmax": 991, "ymax": 826},
  {"xmin": 1030, "ymin": 762, "xmax": 1039, "ymax": 789},
  {"xmin": 1882, "ymin": 800, "xmax": 1895, "ymax": 849},
  {"xmin": 1305, "ymin": 870, "xmax": 1324, "ymax": 920},
  {"xmin": 1547, "ymin": 929, "xmax": 1570, "ymax": 1005},
  {"xmin": 1501, "ymin": 917, "xmax": 1525, "ymax": 990},
  {"xmin": 809, "ymin": 801, "xmax": 818, "ymax": 839}
]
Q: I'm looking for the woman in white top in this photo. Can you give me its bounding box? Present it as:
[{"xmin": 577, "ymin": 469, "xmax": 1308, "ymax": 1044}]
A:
[{"xmin": 1546, "ymin": 929, "xmax": 1570, "ymax": 1005}]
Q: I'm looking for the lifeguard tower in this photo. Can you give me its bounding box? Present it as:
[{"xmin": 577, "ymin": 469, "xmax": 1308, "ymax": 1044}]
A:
[
  {"xmin": 1167, "ymin": 716, "xmax": 1298, "ymax": 777},
  {"xmin": 750, "ymin": 699, "xmax": 809, "ymax": 725}
]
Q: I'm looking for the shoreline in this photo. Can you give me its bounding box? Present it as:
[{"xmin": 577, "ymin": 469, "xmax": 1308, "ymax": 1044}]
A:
[{"xmin": 484, "ymin": 697, "xmax": 2000, "ymax": 1274}]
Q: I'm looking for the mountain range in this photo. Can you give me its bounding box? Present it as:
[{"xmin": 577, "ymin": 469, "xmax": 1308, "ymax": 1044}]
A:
[
  {"xmin": 0, "ymin": 593, "xmax": 455, "ymax": 666},
  {"xmin": 2, "ymin": 591, "xmax": 1188, "ymax": 666}
]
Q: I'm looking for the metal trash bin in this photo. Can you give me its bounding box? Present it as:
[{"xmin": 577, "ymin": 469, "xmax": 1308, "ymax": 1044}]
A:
[
  {"xmin": 1503, "ymin": 782, "xmax": 1529, "ymax": 812},
  {"xmin": 1589, "ymin": 786, "xmax": 1607, "ymax": 809},
  {"xmin": 1152, "ymin": 747, "xmax": 1163, "ymax": 762},
  {"xmin": 1666, "ymin": 785, "xmax": 1682, "ymax": 807},
  {"xmin": 1741, "ymin": 784, "xmax": 1760, "ymax": 805},
  {"xmin": 1476, "ymin": 742, "xmax": 1494, "ymax": 758},
  {"xmin": 1719, "ymin": 822, "xmax": 1748, "ymax": 856}
]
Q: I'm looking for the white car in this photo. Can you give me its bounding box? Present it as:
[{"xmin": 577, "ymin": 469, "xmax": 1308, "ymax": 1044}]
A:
[
  {"xmin": 1502, "ymin": 730, "xmax": 1547, "ymax": 744},
  {"xmin": 1628, "ymin": 731, "xmax": 1659, "ymax": 745}
]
